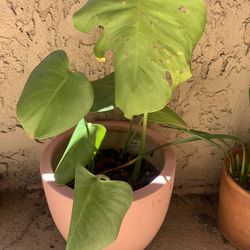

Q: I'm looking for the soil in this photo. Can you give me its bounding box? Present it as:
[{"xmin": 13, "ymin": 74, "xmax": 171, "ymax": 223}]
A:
[
  {"xmin": 67, "ymin": 148, "xmax": 160, "ymax": 191},
  {"xmin": 233, "ymin": 174, "xmax": 250, "ymax": 192},
  {"xmin": 226, "ymin": 147, "xmax": 250, "ymax": 192},
  {"xmin": 244, "ymin": 179, "xmax": 250, "ymax": 192}
]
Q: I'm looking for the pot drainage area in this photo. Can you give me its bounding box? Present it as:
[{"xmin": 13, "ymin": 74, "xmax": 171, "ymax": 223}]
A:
[{"xmin": 0, "ymin": 186, "xmax": 235, "ymax": 250}]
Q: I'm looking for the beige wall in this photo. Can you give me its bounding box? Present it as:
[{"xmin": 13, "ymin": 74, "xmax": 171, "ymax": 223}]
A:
[{"xmin": 0, "ymin": 0, "xmax": 249, "ymax": 193}]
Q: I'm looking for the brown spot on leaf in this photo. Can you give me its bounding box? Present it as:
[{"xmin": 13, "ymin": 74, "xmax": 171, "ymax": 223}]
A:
[
  {"xmin": 166, "ymin": 72, "xmax": 173, "ymax": 87},
  {"xmin": 179, "ymin": 6, "xmax": 187, "ymax": 13}
]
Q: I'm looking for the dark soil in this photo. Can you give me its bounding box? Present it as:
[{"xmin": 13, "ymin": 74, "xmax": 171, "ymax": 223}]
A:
[
  {"xmin": 227, "ymin": 145, "xmax": 250, "ymax": 192},
  {"xmin": 225, "ymin": 147, "xmax": 250, "ymax": 192},
  {"xmin": 67, "ymin": 148, "xmax": 160, "ymax": 191},
  {"xmin": 233, "ymin": 174, "xmax": 250, "ymax": 192},
  {"xmin": 244, "ymin": 179, "xmax": 250, "ymax": 192}
]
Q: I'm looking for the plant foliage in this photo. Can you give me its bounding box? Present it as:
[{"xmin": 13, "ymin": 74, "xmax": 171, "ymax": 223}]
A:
[
  {"xmin": 16, "ymin": 1, "xmax": 211, "ymax": 249},
  {"xmin": 73, "ymin": 0, "xmax": 207, "ymax": 118},
  {"xmin": 55, "ymin": 120, "xmax": 106, "ymax": 185},
  {"xmin": 17, "ymin": 51, "xmax": 93, "ymax": 139},
  {"xmin": 66, "ymin": 165, "xmax": 133, "ymax": 250}
]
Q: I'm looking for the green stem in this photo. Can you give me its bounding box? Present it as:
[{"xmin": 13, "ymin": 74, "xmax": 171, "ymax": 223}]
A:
[
  {"xmin": 217, "ymin": 139, "xmax": 234, "ymax": 175},
  {"xmin": 122, "ymin": 117, "xmax": 143, "ymax": 158},
  {"xmin": 121, "ymin": 119, "xmax": 133, "ymax": 159},
  {"xmin": 240, "ymin": 144, "xmax": 246, "ymax": 186},
  {"xmin": 228, "ymin": 149, "xmax": 235, "ymax": 176},
  {"xmin": 84, "ymin": 120, "xmax": 90, "ymax": 136},
  {"xmin": 144, "ymin": 136, "xmax": 200, "ymax": 157},
  {"xmin": 101, "ymin": 136, "xmax": 201, "ymax": 176},
  {"xmin": 131, "ymin": 113, "xmax": 148, "ymax": 181},
  {"xmin": 102, "ymin": 157, "xmax": 139, "ymax": 175},
  {"xmin": 84, "ymin": 120, "xmax": 95, "ymax": 173},
  {"xmin": 102, "ymin": 130, "xmax": 240, "ymax": 181}
]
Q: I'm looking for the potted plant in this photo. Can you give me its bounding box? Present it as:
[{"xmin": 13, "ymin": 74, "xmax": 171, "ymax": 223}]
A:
[
  {"xmin": 217, "ymin": 94, "xmax": 250, "ymax": 249},
  {"xmin": 16, "ymin": 1, "xmax": 208, "ymax": 249}
]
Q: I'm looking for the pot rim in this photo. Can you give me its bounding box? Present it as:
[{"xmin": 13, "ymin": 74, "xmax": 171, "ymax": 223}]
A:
[
  {"xmin": 222, "ymin": 163, "xmax": 250, "ymax": 198},
  {"xmin": 40, "ymin": 120, "xmax": 176, "ymax": 201}
]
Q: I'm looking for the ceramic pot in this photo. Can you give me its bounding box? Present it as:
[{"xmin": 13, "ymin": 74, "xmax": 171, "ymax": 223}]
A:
[
  {"xmin": 40, "ymin": 121, "xmax": 176, "ymax": 250},
  {"xmin": 218, "ymin": 165, "xmax": 250, "ymax": 250}
]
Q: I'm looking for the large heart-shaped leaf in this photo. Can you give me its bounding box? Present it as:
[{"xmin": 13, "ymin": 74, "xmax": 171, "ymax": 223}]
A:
[
  {"xmin": 17, "ymin": 50, "xmax": 93, "ymax": 139},
  {"xmin": 73, "ymin": 0, "xmax": 207, "ymax": 118},
  {"xmin": 148, "ymin": 106, "xmax": 187, "ymax": 129},
  {"xmin": 55, "ymin": 120, "xmax": 106, "ymax": 185},
  {"xmin": 91, "ymin": 73, "xmax": 115, "ymax": 112},
  {"xmin": 66, "ymin": 165, "xmax": 133, "ymax": 250}
]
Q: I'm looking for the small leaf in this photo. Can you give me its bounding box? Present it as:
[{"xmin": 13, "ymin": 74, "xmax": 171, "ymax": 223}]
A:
[
  {"xmin": 148, "ymin": 106, "xmax": 187, "ymax": 129},
  {"xmin": 55, "ymin": 120, "xmax": 106, "ymax": 185},
  {"xmin": 91, "ymin": 73, "xmax": 115, "ymax": 112},
  {"xmin": 17, "ymin": 50, "xmax": 93, "ymax": 139},
  {"xmin": 66, "ymin": 165, "xmax": 133, "ymax": 250}
]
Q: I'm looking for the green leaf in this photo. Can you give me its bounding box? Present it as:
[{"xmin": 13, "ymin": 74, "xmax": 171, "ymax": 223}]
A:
[
  {"xmin": 73, "ymin": 0, "xmax": 207, "ymax": 118},
  {"xmin": 91, "ymin": 73, "xmax": 115, "ymax": 112},
  {"xmin": 148, "ymin": 106, "xmax": 187, "ymax": 129},
  {"xmin": 55, "ymin": 120, "xmax": 106, "ymax": 185},
  {"xmin": 66, "ymin": 165, "xmax": 133, "ymax": 250},
  {"xmin": 17, "ymin": 50, "xmax": 93, "ymax": 139},
  {"xmin": 182, "ymin": 128, "xmax": 239, "ymax": 142},
  {"xmin": 167, "ymin": 124, "xmax": 240, "ymax": 153}
]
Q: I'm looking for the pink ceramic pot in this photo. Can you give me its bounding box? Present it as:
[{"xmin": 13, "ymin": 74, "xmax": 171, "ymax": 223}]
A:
[{"xmin": 40, "ymin": 121, "xmax": 176, "ymax": 250}]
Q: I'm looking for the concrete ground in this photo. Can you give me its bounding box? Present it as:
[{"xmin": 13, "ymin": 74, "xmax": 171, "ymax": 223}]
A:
[{"xmin": 0, "ymin": 187, "xmax": 235, "ymax": 250}]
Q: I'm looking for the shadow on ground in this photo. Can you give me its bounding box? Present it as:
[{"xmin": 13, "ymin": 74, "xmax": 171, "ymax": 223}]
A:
[{"xmin": 0, "ymin": 186, "xmax": 235, "ymax": 250}]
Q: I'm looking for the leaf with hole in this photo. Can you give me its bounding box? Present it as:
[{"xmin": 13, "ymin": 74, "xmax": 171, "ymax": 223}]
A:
[
  {"xmin": 73, "ymin": 0, "xmax": 207, "ymax": 118},
  {"xmin": 66, "ymin": 165, "xmax": 133, "ymax": 250}
]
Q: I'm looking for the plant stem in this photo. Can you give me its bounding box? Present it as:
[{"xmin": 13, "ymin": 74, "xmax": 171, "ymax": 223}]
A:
[
  {"xmin": 102, "ymin": 157, "xmax": 140, "ymax": 175},
  {"xmin": 121, "ymin": 119, "xmax": 133, "ymax": 158},
  {"xmin": 101, "ymin": 136, "xmax": 201, "ymax": 176},
  {"xmin": 84, "ymin": 120, "xmax": 90, "ymax": 136},
  {"xmin": 122, "ymin": 117, "xmax": 143, "ymax": 158},
  {"xmin": 240, "ymin": 144, "xmax": 246, "ymax": 186},
  {"xmin": 217, "ymin": 139, "xmax": 234, "ymax": 175},
  {"xmin": 131, "ymin": 113, "xmax": 148, "ymax": 181},
  {"xmin": 101, "ymin": 125, "xmax": 240, "ymax": 182},
  {"xmin": 84, "ymin": 120, "xmax": 95, "ymax": 173},
  {"xmin": 143, "ymin": 136, "xmax": 203, "ymax": 158}
]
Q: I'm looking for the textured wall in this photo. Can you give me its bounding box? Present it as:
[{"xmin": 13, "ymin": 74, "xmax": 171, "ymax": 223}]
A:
[{"xmin": 0, "ymin": 0, "xmax": 249, "ymax": 193}]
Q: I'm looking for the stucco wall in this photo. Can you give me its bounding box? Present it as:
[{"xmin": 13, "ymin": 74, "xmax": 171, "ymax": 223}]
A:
[{"xmin": 0, "ymin": 0, "xmax": 249, "ymax": 193}]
